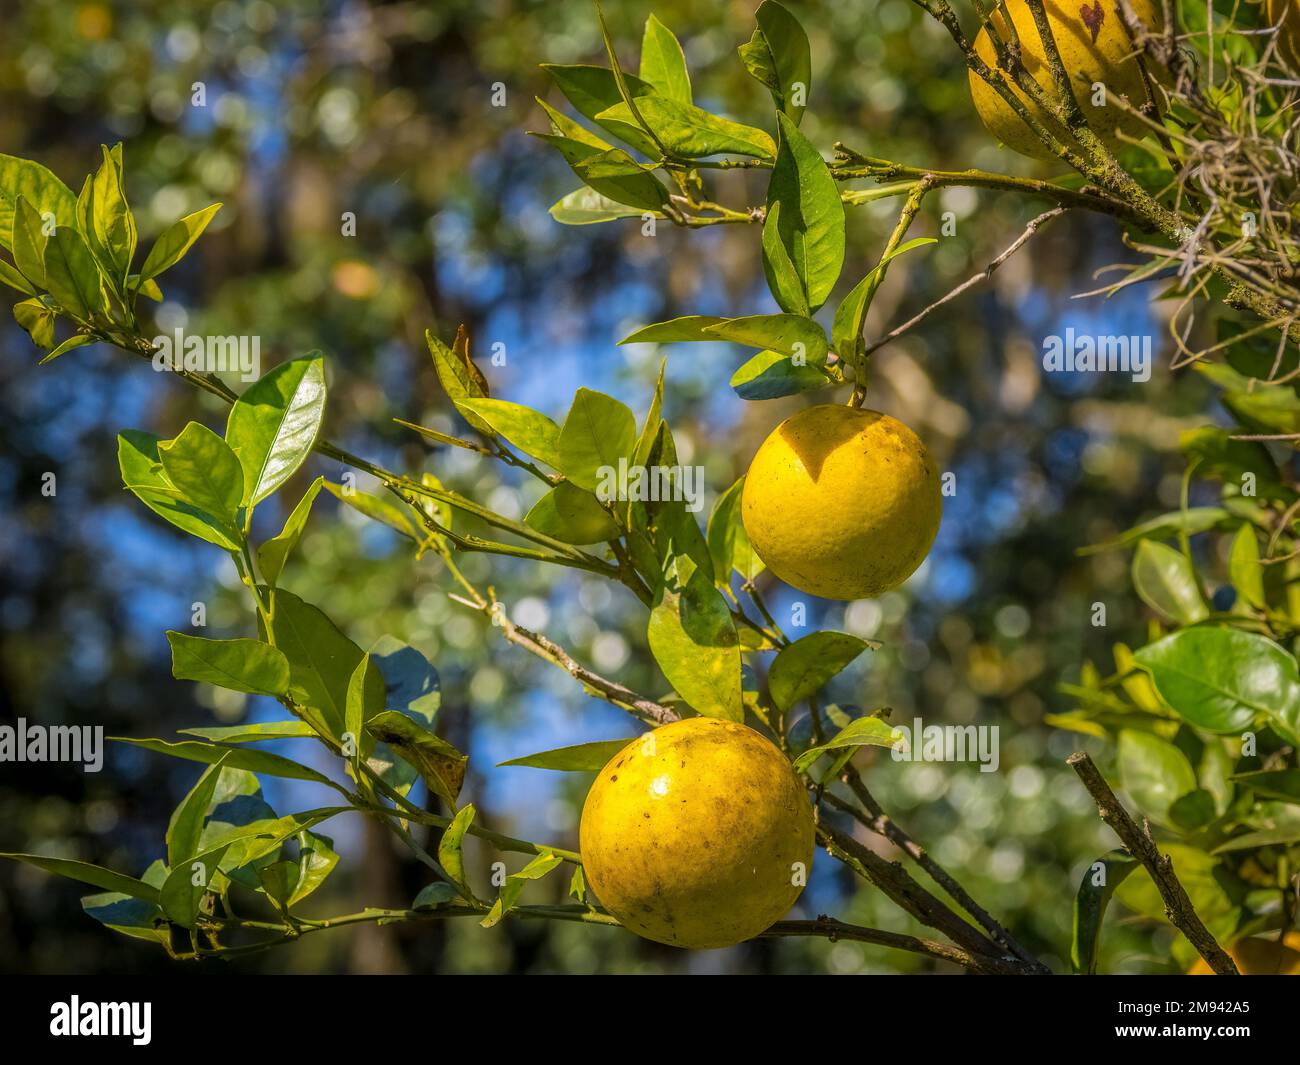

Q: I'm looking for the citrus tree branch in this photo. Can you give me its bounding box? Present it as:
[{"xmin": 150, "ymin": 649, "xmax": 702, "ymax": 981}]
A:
[{"xmin": 1067, "ymin": 751, "xmax": 1240, "ymax": 975}]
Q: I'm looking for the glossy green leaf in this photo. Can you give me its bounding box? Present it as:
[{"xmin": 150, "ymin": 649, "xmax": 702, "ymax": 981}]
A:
[
  {"xmin": 14, "ymin": 296, "xmax": 54, "ymax": 348},
  {"xmin": 157, "ymin": 421, "xmax": 245, "ymax": 526},
  {"xmin": 704, "ymin": 313, "xmax": 829, "ymax": 362},
  {"xmin": 1117, "ymin": 729, "xmax": 1198, "ymax": 829},
  {"xmin": 555, "ymin": 387, "xmax": 637, "ymax": 492},
  {"xmin": 596, "ymin": 96, "xmax": 775, "ymax": 159},
  {"xmin": 80, "ymin": 891, "xmax": 165, "ymax": 944},
  {"xmin": 324, "ymin": 480, "xmax": 420, "ymax": 542},
  {"xmin": 1233, "ymin": 770, "xmax": 1300, "ymax": 805},
  {"xmin": 831, "ymin": 237, "xmax": 937, "ymax": 360},
  {"xmin": 706, "ymin": 476, "xmax": 764, "ymax": 583},
  {"xmin": 12, "ymin": 195, "xmax": 48, "ymax": 286},
  {"xmin": 413, "ymin": 881, "xmax": 459, "ymax": 909},
  {"xmin": 179, "ymin": 721, "xmax": 317, "ymax": 743},
  {"xmin": 762, "ymin": 202, "xmax": 808, "ymax": 315},
  {"xmin": 1229, "ymin": 524, "xmax": 1266, "ymax": 610},
  {"xmin": 112, "ymin": 736, "xmax": 348, "ymax": 792},
  {"xmin": 647, "ymin": 562, "xmax": 742, "ymax": 720},
  {"xmin": 344, "ymin": 652, "xmax": 385, "ymax": 765},
  {"xmin": 1077, "ymin": 507, "xmax": 1231, "ymax": 555},
  {"xmin": 457, "ymin": 397, "xmax": 563, "ymax": 467},
  {"xmin": 0, "ymin": 853, "xmax": 160, "ymax": 904},
  {"xmin": 138, "ymin": 203, "xmax": 221, "ymax": 283},
  {"xmin": 159, "ymin": 843, "xmax": 231, "ymax": 928},
  {"xmin": 620, "ymin": 315, "xmax": 730, "ymax": 345},
  {"xmin": 0, "ymin": 152, "xmax": 78, "ymax": 253},
  {"xmin": 166, "ymin": 755, "xmax": 230, "ymax": 868},
  {"xmin": 540, "ymin": 64, "xmax": 659, "ymax": 156},
  {"xmin": 549, "ymin": 187, "xmax": 656, "ymax": 225},
  {"xmin": 555, "ymin": 141, "xmax": 670, "ymax": 212},
  {"xmin": 729, "ymin": 348, "xmax": 830, "ymax": 400},
  {"xmin": 525, "ymin": 481, "xmax": 620, "ymax": 545},
  {"xmin": 792, "ymin": 714, "xmax": 905, "ymax": 772},
  {"xmin": 499, "ymin": 739, "xmax": 630, "ymax": 771},
  {"xmin": 765, "ymin": 111, "xmax": 843, "ymax": 311},
  {"xmin": 225, "ymin": 354, "xmax": 327, "ymax": 507},
  {"xmin": 42, "ymin": 226, "xmax": 101, "ymax": 319},
  {"xmin": 87, "ymin": 144, "xmax": 137, "ymax": 285},
  {"xmin": 769, "ymin": 631, "xmax": 873, "ymax": 711},
  {"xmin": 1070, "ymin": 850, "xmax": 1138, "ymax": 974},
  {"xmin": 427, "ymin": 329, "xmax": 492, "ymax": 433},
  {"xmin": 1136, "ymin": 627, "xmax": 1300, "ymax": 735},
  {"xmin": 1114, "ymin": 843, "xmax": 1240, "ymax": 949},
  {"xmin": 1131, "ymin": 540, "xmax": 1208, "ymax": 624},
  {"xmin": 117, "ymin": 430, "xmax": 243, "ymax": 551},
  {"xmin": 38, "ymin": 333, "xmax": 96, "ymax": 366},
  {"xmin": 261, "ymin": 588, "xmax": 366, "ymax": 741},
  {"xmin": 438, "ymin": 803, "xmax": 477, "ymax": 902},
  {"xmin": 738, "ymin": 0, "xmax": 812, "ymax": 123},
  {"xmin": 289, "ymin": 830, "xmax": 339, "ymax": 905},
  {"xmin": 0, "ymin": 255, "xmax": 36, "ymax": 296},
  {"xmin": 640, "ymin": 15, "xmax": 691, "ymax": 103},
  {"xmin": 257, "ymin": 476, "xmax": 324, "ymax": 587},
  {"xmin": 166, "ymin": 633, "xmax": 290, "ymax": 697}
]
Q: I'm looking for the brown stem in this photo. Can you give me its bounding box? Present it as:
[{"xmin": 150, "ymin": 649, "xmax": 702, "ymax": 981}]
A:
[{"xmin": 1067, "ymin": 752, "xmax": 1239, "ymax": 974}]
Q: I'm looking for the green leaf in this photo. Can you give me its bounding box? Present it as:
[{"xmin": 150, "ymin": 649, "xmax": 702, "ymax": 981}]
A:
[
  {"xmin": 117, "ymin": 430, "xmax": 242, "ymax": 551},
  {"xmin": 1229, "ymin": 524, "xmax": 1266, "ymax": 610},
  {"xmin": 257, "ymin": 476, "xmax": 324, "ymax": 587},
  {"xmin": 344, "ymin": 652, "xmax": 385, "ymax": 764},
  {"xmin": 1114, "ymin": 843, "xmax": 1239, "ymax": 949},
  {"xmin": 540, "ymin": 64, "xmax": 659, "ymax": 156},
  {"xmin": 596, "ymin": 97, "xmax": 775, "ymax": 159},
  {"xmin": 42, "ymin": 226, "xmax": 102, "ymax": 319},
  {"xmin": 87, "ymin": 144, "xmax": 137, "ymax": 286},
  {"xmin": 555, "ymin": 387, "xmax": 637, "ymax": 492},
  {"xmin": 413, "ymin": 881, "xmax": 460, "ymax": 909},
  {"xmin": 831, "ymin": 237, "xmax": 937, "ymax": 360},
  {"xmin": 324, "ymin": 480, "xmax": 420, "ymax": 542},
  {"xmin": 549, "ymin": 187, "xmax": 656, "ymax": 225},
  {"xmin": 769, "ymin": 631, "xmax": 874, "ymax": 711},
  {"xmin": 1181, "ymin": 426, "xmax": 1286, "ymax": 501},
  {"xmin": 481, "ymin": 852, "xmax": 563, "ymax": 928},
  {"xmin": 647, "ymin": 561, "xmax": 742, "ymax": 720},
  {"xmin": 225, "ymin": 354, "xmax": 327, "ymax": 507},
  {"xmin": 792, "ymin": 715, "xmax": 906, "ymax": 772},
  {"xmin": 179, "ymin": 721, "xmax": 317, "ymax": 743},
  {"xmin": 620, "ymin": 315, "xmax": 730, "ymax": 345},
  {"xmin": 1233, "ymin": 770, "xmax": 1300, "ymax": 805},
  {"xmin": 1131, "ymin": 540, "xmax": 1208, "ymax": 624},
  {"xmin": 166, "ymin": 633, "xmax": 290, "ymax": 697},
  {"xmin": 538, "ymin": 139, "xmax": 668, "ymax": 213},
  {"xmin": 729, "ymin": 348, "xmax": 830, "ymax": 400},
  {"xmin": 166, "ymin": 754, "xmax": 231, "ymax": 868},
  {"xmin": 0, "ymin": 153, "xmax": 78, "ymax": 254},
  {"xmin": 704, "ymin": 313, "xmax": 829, "ymax": 361},
  {"xmin": 157, "ymin": 421, "xmax": 245, "ymax": 527},
  {"xmin": 1071, "ymin": 850, "xmax": 1138, "ymax": 974},
  {"xmin": 632, "ymin": 359, "xmax": 666, "ymax": 471},
  {"xmin": 138, "ymin": 203, "xmax": 221, "ymax": 283},
  {"xmin": 12, "ymin": 195, "xmax": 48, "ymax": 286},
  {"xmin": 537, "ymin": 98, "xmax": 615, "ymax": 149},
  {"xmin": 262, "ymin": 588, "xmax": 366, "ymax": 741},
  {"xmin": 37, "ymin": 333, "xmax": 96, "ymax": 365},
  {"xmin": 640, "ymin": 15, "xmax": 691, "ymax": 103},
  {"xmin": 765, "ymin": 112, "xmax": 844, "ymax": 311},
  {"xmin": 1077, "ymin": 507, "xmax": 1232, "ymax": 555},
  {"xmin": 80, "ymin": 891, "xmax": 165, "ymax": 944},
  {"xmin": 1117, "ymin": 729, "xmax": 1199, "ymax": 829},
  {"xmin": 0, "ymin": 853, "xmax": 160, "ymax": 905},
  {"xmin": 426, "ymin": 329, "xmax": 491, "ymax": 433},
  {"xmin": 159, "ymin": 843, "xmax": 231, "ymax": 928},
  {"xmin": 456, "ymin": 397, "xmax": 563, "ymax": 467},
  {"xmin": 365, "ymin": 638, "xmax": 443, "ymax": 797},
  {"xmin": 0, "ymin": 255, "xmax": 37, "ymax": 296},
  {"xmin": 762, "ymin": 202, "xmax": 808, "ymax": 315},
  {"xmin": 438, "ymin": 803, "xmax": 477, "ymax": 902},
  {"xmin": 739, "ymin": 0, "xmax": 812, "ymax": 124},
  {"xmin": 706, "ymin": 476, "xmax": 764, "ymax": 583},
  {"xmin": 112, "ymin": 737, "xmax": 348, "ymax": 792},
  {"xmin": 14, "ymin": 296, "xmax": 55, "ymax": 348},
  {"xmin": 365, "ymin": 710, "xmax": 467, "ymax": 807},
  {"xmin": 499, "ymin": 739, "xmax": 630, "ymax": 771},
  {"xmin": 1135, "ymin": 628, "xmax": 1300, "ymax": 734},
  {"xmin": 525, "ymin": 481, "xmax": 620, "ymax": 545},
  {"xmin": 289, "ymin": 830, "xmax": 339, "ymax": 905}
]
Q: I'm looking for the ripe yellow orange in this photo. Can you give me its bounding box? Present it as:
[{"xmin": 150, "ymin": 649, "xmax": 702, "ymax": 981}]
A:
[
  {"xmin": 579, "ymin": 718, "xmax": 813, "ymax": 949},
  {"xmin": 741, "ymin": 404, "xmax": 941, "ymax": 600},
  {"xmin": 1187, "ymin": 931, "xmax": 1300, "ymax": 974},
  {"xmin": 967, "ymin": 0, "xmax": 1162, "ymax": 161}
]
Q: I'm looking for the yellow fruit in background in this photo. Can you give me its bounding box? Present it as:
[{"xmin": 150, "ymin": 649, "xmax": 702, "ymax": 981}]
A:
[
  {"xmin": 579, "ymin": 718, "xmax": 813, "ymax": 949},
  {"xmin": 741, "ymin": 404, "xmax": 941, "ymax": 601},
  {"xmin": 967, "ymin": 0, "xmax": 1162, "ymax": 161},
  {"xmin": 1268, "ymin": 0, "xmax": 1300, "ymax": 66},
  {"xmin": 1187, "ymin": 931, "xmax": 1300, "ymax": 974}
]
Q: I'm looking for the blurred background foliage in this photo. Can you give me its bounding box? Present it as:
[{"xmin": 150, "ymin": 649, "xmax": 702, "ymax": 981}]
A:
[{"xmin": 0, "ymin": 0, "xmax": 1255, "ymax": 973}]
